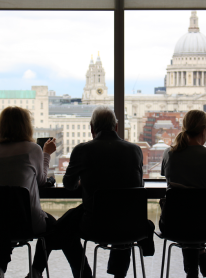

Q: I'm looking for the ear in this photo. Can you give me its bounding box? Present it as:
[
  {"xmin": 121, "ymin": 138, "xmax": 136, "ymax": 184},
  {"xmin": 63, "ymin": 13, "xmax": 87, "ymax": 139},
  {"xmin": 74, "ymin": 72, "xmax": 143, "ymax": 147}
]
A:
[{"xmin": 91, "ymin": 124, "xmax": 96, "ymax": 139}]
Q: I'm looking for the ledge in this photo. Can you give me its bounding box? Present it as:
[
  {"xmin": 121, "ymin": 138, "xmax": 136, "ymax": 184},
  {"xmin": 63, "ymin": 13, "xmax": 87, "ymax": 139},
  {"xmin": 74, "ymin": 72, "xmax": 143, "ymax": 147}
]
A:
[{"xmin": 39, "ymin": 179, "xmax": 167, "ymax": 199}]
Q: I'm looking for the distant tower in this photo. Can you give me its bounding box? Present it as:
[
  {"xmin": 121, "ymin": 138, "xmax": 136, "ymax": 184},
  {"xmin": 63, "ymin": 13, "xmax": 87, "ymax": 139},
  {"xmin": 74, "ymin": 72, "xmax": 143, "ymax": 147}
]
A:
[{"xmin": 82, "ymin": 52, "xmax": 108, "ymax": 104}]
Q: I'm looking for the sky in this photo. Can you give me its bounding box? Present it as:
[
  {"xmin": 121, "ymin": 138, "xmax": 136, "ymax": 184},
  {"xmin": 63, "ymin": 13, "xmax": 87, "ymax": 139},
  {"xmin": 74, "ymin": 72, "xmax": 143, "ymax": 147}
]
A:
[{"xmin": 1, "ymin": 10, "xmax": 206, "ymax": 97}]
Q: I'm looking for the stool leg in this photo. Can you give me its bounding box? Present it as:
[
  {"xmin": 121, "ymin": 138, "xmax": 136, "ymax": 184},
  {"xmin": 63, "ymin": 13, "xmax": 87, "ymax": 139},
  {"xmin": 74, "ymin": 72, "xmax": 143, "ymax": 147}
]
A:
[
  {"xmin": 40, "ymin": 238, "xmax": 50, "ymax": 278},
  {"xmin": 93, "ymin": 245, "xmax": 100, "ymax": 278},
  {"xmin": 166, "ymin": 243, "xmax": 177, "ymax": 278},
  {"xmin": 26, "ymin": 243, "xmax": 33, "ymax": 278},
  {"xmin": 80, "ymin": 241, "xmax": 87, "ymax": 278},
  {"xmin": 132, "ymin": 246, "xmax": 137, "ymax": 278},
  {"xmin": 160, "ymin": 239, "xmax": 167, "ymax": 278},
  {"xmin": 138, "ymin": 245, "xmax": 146, "ymax": 278}
]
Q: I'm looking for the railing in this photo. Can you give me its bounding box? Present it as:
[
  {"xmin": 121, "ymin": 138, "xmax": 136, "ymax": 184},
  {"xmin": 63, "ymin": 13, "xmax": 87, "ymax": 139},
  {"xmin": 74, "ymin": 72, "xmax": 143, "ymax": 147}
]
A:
[{"xmin": 39, "ymin": 179, "xmax": 167, "ymax": 199}]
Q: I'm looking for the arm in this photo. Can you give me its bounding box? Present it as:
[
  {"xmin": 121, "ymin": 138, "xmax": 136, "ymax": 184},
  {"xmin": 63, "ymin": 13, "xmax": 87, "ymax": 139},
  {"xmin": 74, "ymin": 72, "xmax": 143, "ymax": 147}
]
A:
[
  {"xmin": 63, "ymin": 145, "xmax": 82, "ymax": 190},
  {"xmin": 30, "ymin": 139, "xmax": 56, "ymax": 186}
]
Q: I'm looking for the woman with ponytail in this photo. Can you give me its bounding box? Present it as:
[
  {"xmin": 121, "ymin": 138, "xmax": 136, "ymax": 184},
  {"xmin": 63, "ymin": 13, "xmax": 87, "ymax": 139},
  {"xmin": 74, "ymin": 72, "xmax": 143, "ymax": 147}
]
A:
[{"xmin": 160, "ymin": 110, "xmax": 206, "ymax": 278}]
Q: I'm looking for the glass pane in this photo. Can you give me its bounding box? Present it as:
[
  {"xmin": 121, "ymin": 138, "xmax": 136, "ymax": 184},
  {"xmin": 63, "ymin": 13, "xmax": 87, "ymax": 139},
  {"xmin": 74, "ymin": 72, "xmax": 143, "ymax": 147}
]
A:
[
  {"xmin": 0, "ymin": 11, "xmax": 114, "ymax": 183},
  {"xmin": 125, "ymin": 10, "xmax": 206, "ymax": 178}
]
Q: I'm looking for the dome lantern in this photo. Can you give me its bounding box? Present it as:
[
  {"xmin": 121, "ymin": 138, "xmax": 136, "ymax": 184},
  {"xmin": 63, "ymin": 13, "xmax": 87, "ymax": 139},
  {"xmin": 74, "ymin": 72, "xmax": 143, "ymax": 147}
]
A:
[{"xmin": 188, "ymin": 11, "xmax": 199, "ymax": 33}]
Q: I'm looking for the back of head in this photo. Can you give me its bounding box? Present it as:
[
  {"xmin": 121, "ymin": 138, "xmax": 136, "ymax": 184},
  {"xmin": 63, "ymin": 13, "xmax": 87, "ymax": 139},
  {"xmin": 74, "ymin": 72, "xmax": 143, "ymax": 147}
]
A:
[
  {"xmin": 90, "ymin": 106, "xmax": 117, "ymax": 134},
  {"xmin": 172, "ymin": 110, "xmax": 206, "ymax": 152},
  {"xmin": 0, "ymin": 106, "xmax": 34, "ymax": 143}
]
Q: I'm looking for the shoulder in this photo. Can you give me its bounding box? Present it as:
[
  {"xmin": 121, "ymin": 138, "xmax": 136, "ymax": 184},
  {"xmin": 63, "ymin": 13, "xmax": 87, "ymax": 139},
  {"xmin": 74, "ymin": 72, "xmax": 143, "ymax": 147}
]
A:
[{"xmin": 163, "ymin": 147, "xmax": 172, "ymax": 158}]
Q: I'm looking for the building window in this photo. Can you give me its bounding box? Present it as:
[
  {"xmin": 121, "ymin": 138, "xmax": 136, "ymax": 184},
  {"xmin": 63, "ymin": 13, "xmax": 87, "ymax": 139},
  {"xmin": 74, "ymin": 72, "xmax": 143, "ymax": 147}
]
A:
[
  {"xmin": 61, "ymin": 125, "xmax": 63, "ymax": 129},
  {"xmin": 2, "ymin": 100, "xmax": 4, "ymax": 104},
  {"xmin": 26, "ymin": 105, "xmax": 28, "ymax": 109},
  {"xmin": 77, "ymin": 140, "xmax": 80, "ymax": 144},
  {"xmin": 83, "ymin": 140, "xmax": 85, "ymax": 142},
  {"xmin": 14, "ymin": 100, "xmax": 16, "ymax": 104},
  {"xmin": 67, "ymin": 125, "xmax": 69, "ymax": 129},
  {"xmin": 88, "ymin": 133, "xmax": 91, "ymax": 137},
  {"xmin": 98, "ymin": 75, "xmax": 100, "ymax": 82},
  {"xmin": 41, "ymin": 103, "xmax": 43, "ymax": 109},
  {"xmin": 67, "ymin": 147, "xmax": 69, "ymax": 152},
  {"xmin": 72, "ymin": 132, "xmax": 75, "ymax": 137},
  {"xmin": 32, "ymin": 106, "xmax": 34, "ymax": 109},
  {"xmin": 134, "ymin": 132, "xmax": 136, "ymax": 137},
  {"xmin": 72, "ymin": 140, "xmax": 75, "ymax": 145},
  {"xmin": 67, "ymin": 140, "xmax": 69, "ymax": 144},
  {"xmin": 83, "ymin": 125, "xmax": 85, "ymax": 129},
  {"xmin": 41, "ymin": 120, "xmax": 43, "ymax": 123},
  {"xmin": 67, "ymin": 132, "xmax": 69, "ymax": 137},
  {"xmin": 20, "ymin": 100, "xmax": 22, "ymax": 104},
  {"xmin": 8, "ymin": 100, "xmax": 10, "ymax": 104},
  {"xmin": 88, "ymin": 125, "xmax": 90, "ymax": 129},
  {"xmin": 50, "ymin": 125, "xmax": 52, "ymax": 128},
  {"xmin": 77, "ymin": 125, "xmax": 80, "ymax": 129},
  {"xmin": 83, "ymin": 132, "xmax": 86, "ymax": 137},
  {"xmin": 41, "ymin": 113, "xmax": 43, "ymax": 116},
  {"xmin": 72, "ymin": 125, "xmax": 75, "ymax": 129},
  {"xmin": 78, "ymin": 132, "xmax": 80, "ymax": 137},
  {"xmin": 26, "ymin": 100, "xmax": 28, "ymax": 104}
]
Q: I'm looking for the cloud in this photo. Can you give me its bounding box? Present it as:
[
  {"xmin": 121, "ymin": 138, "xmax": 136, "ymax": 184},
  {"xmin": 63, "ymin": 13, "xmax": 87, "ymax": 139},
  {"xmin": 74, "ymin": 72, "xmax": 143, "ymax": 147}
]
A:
[{"xmin": 23, "ymin": 70, "xmax": 36, "ymax": 79}]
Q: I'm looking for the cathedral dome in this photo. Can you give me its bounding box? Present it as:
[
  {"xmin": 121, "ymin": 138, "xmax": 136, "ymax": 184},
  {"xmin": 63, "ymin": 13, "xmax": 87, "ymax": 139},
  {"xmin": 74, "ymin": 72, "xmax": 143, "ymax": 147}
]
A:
[
  {"xmin": 174, "ymin": 32, "xmax": 206, "ymax": 55},
  {"xmin": 173, "ymin": 11, "xmax": 206, "ymax": 56}
]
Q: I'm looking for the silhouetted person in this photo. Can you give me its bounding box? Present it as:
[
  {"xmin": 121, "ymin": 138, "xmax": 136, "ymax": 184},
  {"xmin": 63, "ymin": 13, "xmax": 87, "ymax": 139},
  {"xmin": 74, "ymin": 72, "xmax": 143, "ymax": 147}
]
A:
[
  {"xmin": 160, "ymin": 110, "xmax": 206, "ymax": 278},
  {"xmin": 62, "ymin": 106, "xmax": 154, "ymax": 278},
  {"xmin": 0, "ymin": 107, "xmax": 57, "ymax": 278}
]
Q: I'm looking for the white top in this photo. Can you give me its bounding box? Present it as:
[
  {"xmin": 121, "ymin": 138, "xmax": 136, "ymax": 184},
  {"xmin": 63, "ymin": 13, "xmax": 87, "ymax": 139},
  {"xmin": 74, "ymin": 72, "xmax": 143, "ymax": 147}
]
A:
[{"xmin": 0, "ymin": 141, "xmax": 50, "ymax": 234}]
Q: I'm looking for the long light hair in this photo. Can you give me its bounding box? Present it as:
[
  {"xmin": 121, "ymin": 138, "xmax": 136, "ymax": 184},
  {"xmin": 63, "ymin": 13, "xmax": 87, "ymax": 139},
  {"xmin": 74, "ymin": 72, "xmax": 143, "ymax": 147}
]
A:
[
  {"xmin": 172, "ymin": 110, "xmax": 206, "ymax": 152},
  {"xmin": 0, "ymin": 106, "xmax": 34, "ymax": 143}
]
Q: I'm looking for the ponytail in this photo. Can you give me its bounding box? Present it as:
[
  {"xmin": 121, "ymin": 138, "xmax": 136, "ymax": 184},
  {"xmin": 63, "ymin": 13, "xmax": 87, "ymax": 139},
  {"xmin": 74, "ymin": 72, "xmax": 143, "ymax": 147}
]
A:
[
  {"xmin": 171, "ymin": 110, "xmax": 206, "ymax": 152},
  {"xmin": 171, "ymin": 131, "xmax": 188, "ymax": 152}
]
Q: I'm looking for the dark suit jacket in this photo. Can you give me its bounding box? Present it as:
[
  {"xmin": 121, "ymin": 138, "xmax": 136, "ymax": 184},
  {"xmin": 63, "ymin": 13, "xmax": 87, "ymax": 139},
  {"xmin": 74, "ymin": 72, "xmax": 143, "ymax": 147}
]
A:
[{"xmin": 63, "ymin": 130, "xmax": 143, "ymax": 217}]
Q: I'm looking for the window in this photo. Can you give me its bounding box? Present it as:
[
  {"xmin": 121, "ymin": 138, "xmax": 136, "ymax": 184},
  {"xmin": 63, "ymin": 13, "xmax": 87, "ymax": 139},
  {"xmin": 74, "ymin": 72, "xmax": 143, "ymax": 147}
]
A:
[
  {"xmin": 83, "ymin": 125, "xmax": 85, "ymax": 129},
  {"xmin": 67, "ymin": 140, "xmax": 69, "ymax": 144},
  {"xmin": 78, "ymin": 132, "xmax": 80, "ymax": 137},
  {"xmin": 88, "ymin": 125, "xmax": 90, "ymax": 129},
  {"xmin": 67, "ymin": 147, "xmax": 69, "ymax": 152},
  {"xmin": 41, "ymin": 103, "xmax": 43, "ymax": 109},
  {"xmin": 77, "ymin": 140, "xmax": 80, "ymax": 144},
  {"xmin": 83, "ymin": 132, "xmax": 86, "ymax": 137},
  {"xmin": 41, "ymin": 113, "xmax": 43, "ymax": 116},
  {"xmin": 72, "ymin": 132, "xmax": 75, "ymax": 137},
  {"xmin": 41, "ymin": 120, "xmax": 43, "ymax": 123},
  {"xmin": 88, "ymin": 133, "xmax": 91, "ymax": 137},
  {"xmin": 67, "ymin": 132, "xmax": 69, "ymax": 137},
  {"xmin": 77, "ymin": 125, "xmax": 80, "ymax": 129},
  {"xmin": 72, "ymin": 125, "xmax": 75, "ymax": 129},
  {"xmin": 72, "ymin": 140, "xmax": 75, "ymax": 145},
  {"xmin": 67, "ymin": 125, "xmax": 69, "ymax": 129},
  {"xmin": 26, "ymin": 100, "xmax": 28, "ymax": 104},
  {"xmin": 61, "ymin": 125, "xmax": 63, "ymax": 128},
  {"xmin": 32, "ymin": 106, "xmax": 34, "ymax": 109}
]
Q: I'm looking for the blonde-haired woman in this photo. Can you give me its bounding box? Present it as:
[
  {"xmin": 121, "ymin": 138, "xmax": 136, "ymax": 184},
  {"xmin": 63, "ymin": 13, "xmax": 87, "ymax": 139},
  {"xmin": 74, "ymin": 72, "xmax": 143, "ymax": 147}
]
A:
[
  {"xmin": 0, "ymin": 106, "xmax": 56, "ymax": 278},
  {"xmin": 161, "ymin": 110, "xmax": 206, "ymax": 278}
]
